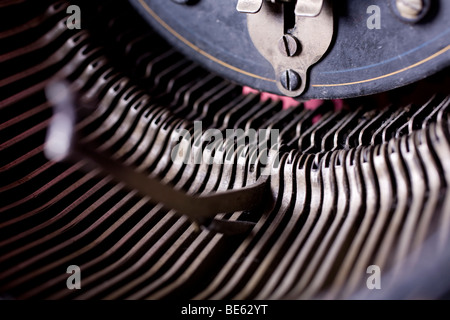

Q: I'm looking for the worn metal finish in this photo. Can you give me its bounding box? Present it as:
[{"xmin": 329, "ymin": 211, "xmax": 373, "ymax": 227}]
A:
[
  {"xmin": 236, "ymin": 0, "xmax": 263, "ymax": 14},
  {"xmin": 396, "ymin": 0, "xmax": 423, "ymax": 19},
  {"xmin": 279, "ymin": 69, "xmax": 301, "ymax": 91},
  {"xmin": 45, "ymin": 81, "xmax": 269, "ymax": 234},
  {"xmin": 131, "ymin": 0, "xmax": 450, "ymax": 99},
  {"xmin": 1, "ymin": 0, "xmax": 450, "ymax": 302},
  {"xmin": 391, "ymin": 0, "xmax": 430, "ymax": 23},
  {"xmin": 278, "ymin": 34, "xmax": 299, "ymax": 57},
  {"xmin": 295, "ymin": 0, "xmax": 324, "ymax": 17},
  {"xmin": 246, "ymin": 0, "xmax": 334, "ymax": 96}
]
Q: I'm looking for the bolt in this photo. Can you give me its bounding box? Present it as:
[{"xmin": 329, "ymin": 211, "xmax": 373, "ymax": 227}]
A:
[
  {"xmin": 280, "ymin": 69, "xmax": 301, "ymax": 91},
  {"xmin": 278, "ymin": 34, "xmax": 299, "ymax": 57},
  {"xmin": 395, "ymin": 0, "xmax": 423, "ymax": 20}
]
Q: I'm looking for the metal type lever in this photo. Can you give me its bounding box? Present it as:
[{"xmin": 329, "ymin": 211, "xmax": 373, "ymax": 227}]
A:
[{"xmin": 44, "ymin": 81, "xmax": 271, "ymax": 235}]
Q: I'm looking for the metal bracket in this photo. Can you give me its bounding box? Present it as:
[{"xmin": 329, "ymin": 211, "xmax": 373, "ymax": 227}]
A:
[
  {"xmin": 237, "ymin": 0, "xmax": 334, "ymax": 97},
  {"xmin": 237, "ymin": 0, "xmax": 324, "ymax": 16},
  {"xmin": 295, "ymin": 0, "xmax": 324, "ymax": 17},
  {"xmin": 236, "ymin": 0, "xmax": 263, "ymax": 14}
]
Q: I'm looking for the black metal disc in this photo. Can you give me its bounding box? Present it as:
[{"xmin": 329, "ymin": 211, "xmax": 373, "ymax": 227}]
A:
[{"xmin": 129, "ymin": 0, "xmax": 450, "ymax": 99}]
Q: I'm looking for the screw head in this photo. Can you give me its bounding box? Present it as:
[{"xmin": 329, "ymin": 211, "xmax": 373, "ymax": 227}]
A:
[
  {"xmin": 280, "ymin": 69, "xmax": 301, "ymax": 91},
  {"xmin": 393, "ymin": 0, "xmax": 430, "ymax": 22},
  {"xmin": 396, "ymin": 0, "xmax": 423, "ymax": 19},
  {"xmin": 278, "ymin": 34, "xmax": 299, "ymax": 57}
]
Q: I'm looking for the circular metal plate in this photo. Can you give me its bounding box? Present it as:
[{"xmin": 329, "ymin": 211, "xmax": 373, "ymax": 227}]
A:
[{"xmin": 129, "ymin": 0, "xmax": 450, "ymax": 99}]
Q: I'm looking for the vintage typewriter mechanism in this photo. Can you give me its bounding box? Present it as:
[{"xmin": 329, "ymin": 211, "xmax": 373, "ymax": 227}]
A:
[{"xmin": 1, "ymin": 0, "xmax": 450, "ymax": 299}]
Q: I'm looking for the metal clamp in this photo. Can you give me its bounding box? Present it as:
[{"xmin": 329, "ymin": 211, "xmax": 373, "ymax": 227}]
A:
[
  {"xmin": 237, "ymin": 0, "xmax": 333, "ymax": 97},
  {"xmin": 237, "ymin": 0, "xmax": 324, "ymax": 16}
]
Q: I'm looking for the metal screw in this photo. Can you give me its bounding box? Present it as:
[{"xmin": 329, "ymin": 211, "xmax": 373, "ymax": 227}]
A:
[
  {"xmin": 395, "ymin": 0, "xmax": 423, "ymax": 20},
  {"xmin": 280, "ymin": 69, "xmax": 301, "ymax": 91},
  {"xmin": 278, "ymin": 34, "xmax": 299, "ymax": 57}
]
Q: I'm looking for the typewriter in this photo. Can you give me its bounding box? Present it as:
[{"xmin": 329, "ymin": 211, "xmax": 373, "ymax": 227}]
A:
[{"xmin": 1, "ymin": 0, "xmax": 449, "ymax": 300}]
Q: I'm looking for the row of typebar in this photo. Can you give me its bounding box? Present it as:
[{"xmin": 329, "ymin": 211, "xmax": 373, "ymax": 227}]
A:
[{"xmin": 0, "ymin": 0, "xmax": 450, "ymax": 299}]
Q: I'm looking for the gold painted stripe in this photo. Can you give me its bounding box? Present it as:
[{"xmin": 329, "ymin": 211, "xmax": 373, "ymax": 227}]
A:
[
  {"xmin": 137, "ymin": 0, "xmax": 276, "ymax": 83},
  {"xmin": 137, "ymin": 0, "xmax": 449, "ymax": 90},
  {"xmin": 312, "ymin": 45, "xmax": 450, "ymax": 87}
]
